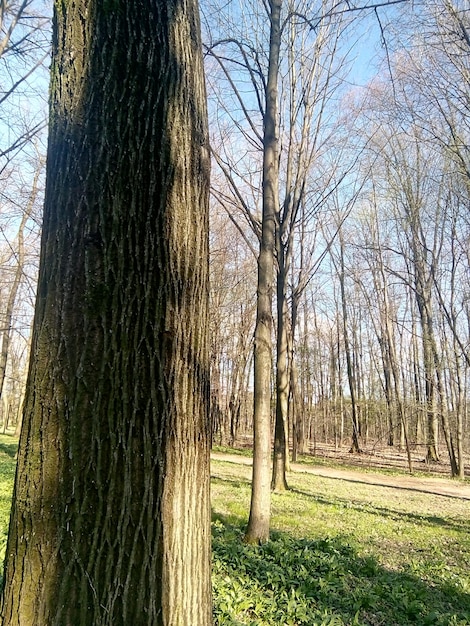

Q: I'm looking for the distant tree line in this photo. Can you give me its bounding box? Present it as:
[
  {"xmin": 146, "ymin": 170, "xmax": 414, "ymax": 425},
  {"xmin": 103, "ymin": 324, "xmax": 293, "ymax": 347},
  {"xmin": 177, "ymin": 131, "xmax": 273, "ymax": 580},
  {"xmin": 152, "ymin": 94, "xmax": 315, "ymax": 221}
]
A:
[{"xmin": 207, "ymin": 0, "xmax": 470, "ymax": 480}]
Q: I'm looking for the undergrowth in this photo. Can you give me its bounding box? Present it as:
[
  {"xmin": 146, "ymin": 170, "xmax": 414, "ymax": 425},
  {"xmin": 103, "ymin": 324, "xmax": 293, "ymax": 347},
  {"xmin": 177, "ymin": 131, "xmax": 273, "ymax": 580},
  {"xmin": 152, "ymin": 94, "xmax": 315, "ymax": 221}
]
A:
[
  {"xmin": 0, "ymin": 436, "xmax": 469, "ymax": 625},
  {"xmin": 212, "ymin": 519, "xmax": 470, "ymax": 625},
  {"xmin": 211, "ymin": 460, "xmax": 470, "ymax": 626},
  {"xmin": 0, "ymin": 435, "xmax": 16, "ymax": 578}
]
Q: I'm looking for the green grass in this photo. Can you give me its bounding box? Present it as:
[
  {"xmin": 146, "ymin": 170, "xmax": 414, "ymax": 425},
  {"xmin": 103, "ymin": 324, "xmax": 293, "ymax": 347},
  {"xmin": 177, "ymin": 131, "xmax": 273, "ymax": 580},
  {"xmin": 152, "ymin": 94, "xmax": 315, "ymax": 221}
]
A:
[
  {"xmin": 213, "ymin": 445, "xmax": 254, "ymax": 458},
  {"xmin": 0, "ymin": 434, "xmax": 17, "ymax": 575},
  {"xmin": 212, "ymin": 460, "xmax": 470, "ymax": 625},
  {"xmin": 0, "ymin": 438, "xmax": 468, "ymax": 624}
]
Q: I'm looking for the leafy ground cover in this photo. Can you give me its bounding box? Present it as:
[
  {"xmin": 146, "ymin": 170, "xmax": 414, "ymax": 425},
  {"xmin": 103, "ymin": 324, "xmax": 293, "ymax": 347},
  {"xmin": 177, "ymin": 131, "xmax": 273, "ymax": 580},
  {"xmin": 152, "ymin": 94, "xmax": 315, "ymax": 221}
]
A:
[
  {"xmin": 0, "ymin": 436, "xmax": 468, "ymax": 624},
  {"xmin": 212, "ymin": 459, "xmax": 470, "ymax": 626},
  {"xmin": 0, "ymin": 434, "xmax": 17, "ymax": 576}
]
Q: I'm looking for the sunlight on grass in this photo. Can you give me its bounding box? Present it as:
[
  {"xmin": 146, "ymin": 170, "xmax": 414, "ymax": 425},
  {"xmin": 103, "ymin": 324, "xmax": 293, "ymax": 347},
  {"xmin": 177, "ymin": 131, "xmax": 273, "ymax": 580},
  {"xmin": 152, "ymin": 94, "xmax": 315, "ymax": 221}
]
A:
[
  {"xmin": 0, "ymin": 442, "xmax": 468, "ymax": 624},
  {"xmin": 211, "ymin": 459, "xmax": 470, "ymax": 625},
  {"xmin": 0, "ymin": 434, "xmax": 17, "ymax": 577}
]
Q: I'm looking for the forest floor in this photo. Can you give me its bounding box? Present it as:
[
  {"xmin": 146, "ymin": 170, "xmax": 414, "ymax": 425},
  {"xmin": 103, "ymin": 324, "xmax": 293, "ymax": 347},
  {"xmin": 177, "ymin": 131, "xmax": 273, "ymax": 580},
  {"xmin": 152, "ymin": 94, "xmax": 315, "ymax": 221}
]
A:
[
  {"xmin": 211, "ymin": 449, "xmax": 470, "ymax": 502},
  {"xmin": 211, "ymin": 454, "xmax": 470, "ymax": 624}
]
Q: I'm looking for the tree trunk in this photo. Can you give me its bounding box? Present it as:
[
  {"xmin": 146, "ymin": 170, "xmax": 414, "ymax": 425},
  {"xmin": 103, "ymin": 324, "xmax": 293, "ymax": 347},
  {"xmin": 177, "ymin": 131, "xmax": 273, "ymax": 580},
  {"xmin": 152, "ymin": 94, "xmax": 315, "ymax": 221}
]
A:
[
  {"xmin": 337, "ymin": 232, "xmax": 361, "ymax": 453},
  {"xmin": 421, "ymin": 310, "xmax": 440, "ymax": 462},
  {"xmin": 1, "ymin": 1, "xmax": 211, "ymax": 625},
  {"xmin": 411, "ymin": 310, "xmax": 424, "ymax": 445},
  {"xmin": 245, "ymin": 0, "xmax": 282, "ymax": 544},
  {"xmin": 272, "ymin": 241, "xmax": 289, "ymax": 491},
  {"xmin": 431, "ymin": 335, "xmax": 459, "ymax": 475}
]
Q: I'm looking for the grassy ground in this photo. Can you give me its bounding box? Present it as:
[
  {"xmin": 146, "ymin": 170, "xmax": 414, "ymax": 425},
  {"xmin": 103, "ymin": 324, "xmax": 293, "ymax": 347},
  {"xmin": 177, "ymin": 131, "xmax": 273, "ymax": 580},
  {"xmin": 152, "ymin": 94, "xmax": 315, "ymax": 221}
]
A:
[
  {"xmin": 211, "ymin": 459, "xmax": 470, "ymax": 626},
  {"xmin": 0, "ymin": 436, "xmax": 468, "ymax": 624},
  {"xmin": 0, "ymin": 434, "xmax": 17, "ymax": 574}
]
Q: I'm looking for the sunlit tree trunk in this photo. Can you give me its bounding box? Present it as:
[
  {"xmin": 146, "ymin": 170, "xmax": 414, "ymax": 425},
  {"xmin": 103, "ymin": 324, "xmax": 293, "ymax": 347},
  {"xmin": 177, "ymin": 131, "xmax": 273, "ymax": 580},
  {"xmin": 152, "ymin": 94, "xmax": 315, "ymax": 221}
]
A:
[
  {"xmin": 245, "ymin": 0, "xmax": 281, "ymax": 544},
  {"xmin": 336, "ymin": 229, "xmax": 361, "ymax": 453},
  {"xmin": 411, "ymin": 233, "xmax": 440, "ymax": 462},
  {"xmin": 272, "ymin": 243, "xmax": 289, "ymax": 491},
  {"xmin": 1, "ymin": 1, "xmax": 211, "ymax": 624}
]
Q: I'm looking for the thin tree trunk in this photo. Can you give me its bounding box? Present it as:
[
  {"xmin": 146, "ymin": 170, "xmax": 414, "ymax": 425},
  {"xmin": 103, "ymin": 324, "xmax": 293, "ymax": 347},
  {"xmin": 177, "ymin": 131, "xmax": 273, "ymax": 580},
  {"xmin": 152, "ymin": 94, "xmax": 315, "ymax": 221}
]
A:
[
  {"xmin": 272, "ymin": 245, "xmax": 289, "ymax": 491},
  {"xmin": 378, "ymin": 259, "xmax": 413, "ymax": 472},
  {"xmin": 0, "ymin": 171, "xmax": 38, "ymax": 404},
  {"xmin": 421, "ymin": 313, "xmax": 440, "ymax": 462},
  {"xmin": 431, "ymin": 335, "xmax": 459, "ymax": 475},
  {"xmin": 337, "ymin": 233, "xmax": 361, "ymax": 453},
  {"xmin": 245, "ymin": 0, "xmax": 282, "ymax": 544}
]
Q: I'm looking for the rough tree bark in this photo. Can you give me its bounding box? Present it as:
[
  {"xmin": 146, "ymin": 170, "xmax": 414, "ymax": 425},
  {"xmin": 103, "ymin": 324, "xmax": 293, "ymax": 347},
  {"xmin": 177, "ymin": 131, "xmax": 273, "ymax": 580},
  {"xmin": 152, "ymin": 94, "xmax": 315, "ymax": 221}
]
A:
[{"xmin": 1, "ymin": 1, "xmax": 211, "ymax": 624}]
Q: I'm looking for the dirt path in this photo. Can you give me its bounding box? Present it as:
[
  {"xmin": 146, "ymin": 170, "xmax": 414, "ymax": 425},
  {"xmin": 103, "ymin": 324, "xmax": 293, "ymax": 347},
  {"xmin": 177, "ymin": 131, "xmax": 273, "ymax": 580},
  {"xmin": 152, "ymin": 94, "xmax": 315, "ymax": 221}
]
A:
[{"xmin": 211, "ymin": 452, "xmax": 470, "ymax": 501}]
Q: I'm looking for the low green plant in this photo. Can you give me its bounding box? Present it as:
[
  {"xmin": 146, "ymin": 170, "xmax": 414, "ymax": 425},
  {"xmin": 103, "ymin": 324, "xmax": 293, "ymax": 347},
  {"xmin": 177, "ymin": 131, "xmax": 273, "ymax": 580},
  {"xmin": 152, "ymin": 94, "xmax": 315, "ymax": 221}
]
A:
[
  {"xmin": 212, "ymin": 445, "xmax": 253, "ymax": 458},
  {"xmin": 0, "ymin": 439, "xmax": 469, "ymax": 625},
  {"xmin": 0, "ymin": 434, "xmax": 17, "ymax": 580},
  {"xmin": 212, "ymin": 519, "xmax": 470, "ymax": 625},
  {"xmin": 212, "ymin": 460, "xmax": 470, "ymax": 625}
]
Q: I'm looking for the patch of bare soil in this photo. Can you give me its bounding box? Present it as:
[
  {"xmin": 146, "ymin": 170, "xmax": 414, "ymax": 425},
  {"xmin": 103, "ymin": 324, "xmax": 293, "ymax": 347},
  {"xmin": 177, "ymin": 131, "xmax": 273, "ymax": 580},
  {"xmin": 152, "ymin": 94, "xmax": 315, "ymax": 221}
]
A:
[
  {"xmin": 211, "ymin": 447, "xmax": 470, "ymax": 501},
  {"xmin": 232, "ymin": 435, "xmax": 470, "ymax": 478}
]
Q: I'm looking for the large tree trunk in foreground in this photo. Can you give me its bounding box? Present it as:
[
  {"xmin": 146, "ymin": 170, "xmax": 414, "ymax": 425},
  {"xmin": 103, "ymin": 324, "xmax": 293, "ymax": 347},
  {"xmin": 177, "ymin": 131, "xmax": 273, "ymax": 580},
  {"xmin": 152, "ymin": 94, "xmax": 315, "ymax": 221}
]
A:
[{"xmin": 1, "ymin": 1, "xmax": 211, "ymax": 625}]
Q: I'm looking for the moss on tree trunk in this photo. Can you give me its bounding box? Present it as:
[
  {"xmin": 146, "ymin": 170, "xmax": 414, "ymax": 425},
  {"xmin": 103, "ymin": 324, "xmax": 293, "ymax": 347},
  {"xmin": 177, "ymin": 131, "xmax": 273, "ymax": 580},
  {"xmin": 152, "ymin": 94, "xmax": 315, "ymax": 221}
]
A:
[{"xmin": 1, "ymin": 1, "xmax": 211, "ymax": 624}]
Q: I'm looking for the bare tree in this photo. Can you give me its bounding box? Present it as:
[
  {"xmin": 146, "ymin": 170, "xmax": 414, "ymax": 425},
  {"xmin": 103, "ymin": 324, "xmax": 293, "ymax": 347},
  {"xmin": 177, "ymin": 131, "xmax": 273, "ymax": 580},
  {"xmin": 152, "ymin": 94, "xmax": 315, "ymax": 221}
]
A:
[
  {"xmin": 0, "ymin": 0, "xmax": 49, "ymax": 163},
  {"xmin": 0, "ymin": 165, "xmax": 41, "ymax": 407}
]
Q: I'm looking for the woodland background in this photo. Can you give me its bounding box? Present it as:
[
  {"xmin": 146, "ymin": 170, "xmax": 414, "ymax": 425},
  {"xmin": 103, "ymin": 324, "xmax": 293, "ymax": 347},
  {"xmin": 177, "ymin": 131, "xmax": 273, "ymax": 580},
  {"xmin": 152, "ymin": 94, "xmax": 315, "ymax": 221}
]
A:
[{"xmin": 1, "ymin": 0, "xmax": 470, "ymax": 477}]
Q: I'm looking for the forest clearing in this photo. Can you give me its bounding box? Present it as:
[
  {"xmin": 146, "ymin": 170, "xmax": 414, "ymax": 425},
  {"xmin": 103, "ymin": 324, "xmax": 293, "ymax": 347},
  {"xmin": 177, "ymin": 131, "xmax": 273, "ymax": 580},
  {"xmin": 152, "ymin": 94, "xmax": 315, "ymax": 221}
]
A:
[{"xmin": 211, "ymin": 448, "xmax": 470, "ymax": 499}]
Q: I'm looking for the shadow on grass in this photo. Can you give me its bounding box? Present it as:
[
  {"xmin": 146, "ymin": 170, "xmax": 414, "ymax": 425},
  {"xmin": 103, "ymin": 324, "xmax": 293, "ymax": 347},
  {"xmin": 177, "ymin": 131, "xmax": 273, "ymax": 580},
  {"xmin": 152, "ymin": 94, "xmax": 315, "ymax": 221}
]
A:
[
  {"xmin": 289, "ymin": 487, "xmax": 468, "ymax": 535},
  {"xmin": 0, "ymin": 440, "xmax": 18, "ymax": 459},
  {"xmin": 211, "ymin": 471, "xmax": 468, "ymax": 535},
  {"xmin": 211, "ymin": 475, "xmax": 252, "ymax": 490},
  {"xmin": 211, "ymin": 512, "xmax": 470, "ymax": 626}
]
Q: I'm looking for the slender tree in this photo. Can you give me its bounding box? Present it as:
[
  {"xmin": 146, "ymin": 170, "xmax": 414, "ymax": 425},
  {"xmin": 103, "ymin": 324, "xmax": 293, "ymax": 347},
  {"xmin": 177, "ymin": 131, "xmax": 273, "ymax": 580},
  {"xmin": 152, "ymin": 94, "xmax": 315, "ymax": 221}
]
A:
[
  {"xmin": 0, "ymin": 1, "xmax": 50, "ymax": 411},
  {"xmin": 0, "ymin": 166, "xmax": 41, "ymax": 408},
  {"xmin": 244, "ymin": 0, "xmax": 281, "ymax": 544},
  {"xmin": 1, "ymin": 0, "xmax": 212, "ymax": 624}
]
